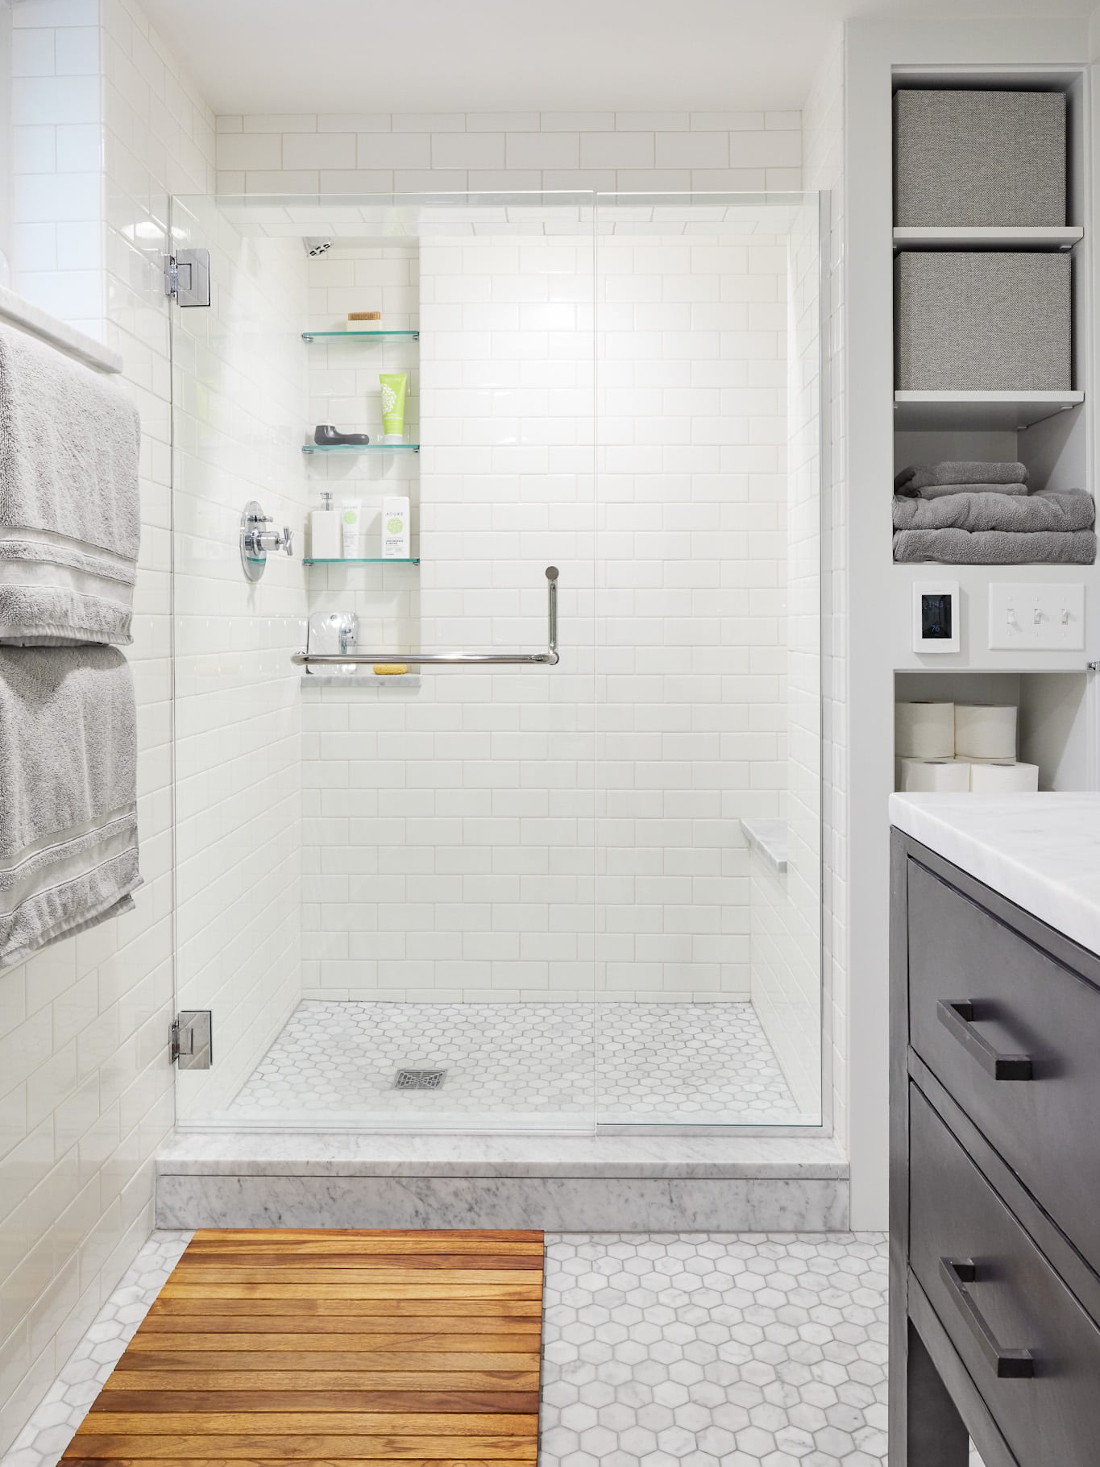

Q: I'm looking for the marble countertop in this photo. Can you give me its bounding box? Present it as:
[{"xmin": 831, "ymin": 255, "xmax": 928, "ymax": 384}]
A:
[{"xmin": 890, "ymin": 792, "xmax": 1100, "ymax": 957}]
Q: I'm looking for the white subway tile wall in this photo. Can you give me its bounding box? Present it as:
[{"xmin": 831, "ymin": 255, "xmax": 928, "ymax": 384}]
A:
[{"xmin": 0, "ymin": 0, "xmax": 215, "ymax": 1450}]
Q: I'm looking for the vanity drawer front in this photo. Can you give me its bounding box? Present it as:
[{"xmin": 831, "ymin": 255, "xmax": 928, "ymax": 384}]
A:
[
  {"xmin": 907, "ymin": 856, "xmax": 1100, "ymax": 1269},
  {"xmin": 910, "ymin": 1086, "xmax": 1100, "ymax": 1465}
]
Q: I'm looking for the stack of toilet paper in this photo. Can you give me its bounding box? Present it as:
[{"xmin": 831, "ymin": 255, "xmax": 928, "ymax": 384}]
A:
[{"xmin": 895, "ymin": 701, "xmax": 1039, "ymax": 793}]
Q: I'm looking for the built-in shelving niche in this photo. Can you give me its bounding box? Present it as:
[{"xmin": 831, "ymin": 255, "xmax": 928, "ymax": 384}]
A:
[
  {"xmin": 894, "ymin": 669, "xmax": 1096, "ymax": 793},
  {"xmin": 891, "ymin": 66, "xmax": 1091, "ymax": 554}
]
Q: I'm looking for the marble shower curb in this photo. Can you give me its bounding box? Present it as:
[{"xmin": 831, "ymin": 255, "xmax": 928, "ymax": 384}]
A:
[{"xmin": 155, "ymin": 1131, "xmax": 849, "ymax": 1231}]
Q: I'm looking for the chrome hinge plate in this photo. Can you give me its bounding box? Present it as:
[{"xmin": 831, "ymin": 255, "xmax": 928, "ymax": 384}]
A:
[
  {"xmin": 164, "ymin": 248, "xmax": 211, "ymax": 307},
  {"xmin": 171, "ymin": 1009, "xmax": 213, "ymax": 1069}
]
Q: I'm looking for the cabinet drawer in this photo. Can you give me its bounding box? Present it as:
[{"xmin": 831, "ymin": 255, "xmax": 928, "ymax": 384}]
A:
[
  {"xmin": 910, "ymin": 1086, "xmax": 1100, "ymax": 1465},
  {"xmin": 907, "ymin": 856, "xmax": 1100, "ymax": 1271}
]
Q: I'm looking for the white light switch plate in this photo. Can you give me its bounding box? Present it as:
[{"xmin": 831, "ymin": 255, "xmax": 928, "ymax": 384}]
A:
[{"xmin": 988, "ymin": 582, "xmax": 1085, "ymax": 650}]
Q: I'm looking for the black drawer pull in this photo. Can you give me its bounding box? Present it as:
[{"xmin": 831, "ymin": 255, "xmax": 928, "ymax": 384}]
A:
[
  {"xmin": 939, "ymin": 1257, "xmax": 1034, "ymax": 1379},
  {"xmin": 936, "ymin": 1000, "xmax": 1033, "ymax": 1081}
]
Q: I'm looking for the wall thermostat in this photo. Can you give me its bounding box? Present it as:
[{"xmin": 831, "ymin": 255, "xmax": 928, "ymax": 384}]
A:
[{"xmin": 913, "ymin": 581, "xmax": 960, "ymax": 654}]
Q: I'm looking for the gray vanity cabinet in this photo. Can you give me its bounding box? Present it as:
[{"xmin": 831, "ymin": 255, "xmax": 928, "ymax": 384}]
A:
[{"xmin": 890, "ymin": 829, "xmax": 1100, "ymax": 1467}]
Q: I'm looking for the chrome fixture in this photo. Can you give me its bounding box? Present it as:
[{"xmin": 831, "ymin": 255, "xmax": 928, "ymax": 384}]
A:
[
  {"xmin": 304, "ymin": 237, "xmax": 334, "ymax": 257},
  {"xmin": 164, "ymin": 248, "xmax": 211, "ymax": 307},
  {"xmin": 240, "ymin": 499, "xmax": 294, "ymax": 582},
  {"xmin": 326, "ymin": 610, "xmax": 359, "ymax": 654},
  {"xmin": 171, "ymin": 1010, "xmax": 212, "ymax": 1069},
  {"xmin": 293, "ymin": 566, "xmax": 561, "ymax": 669}
]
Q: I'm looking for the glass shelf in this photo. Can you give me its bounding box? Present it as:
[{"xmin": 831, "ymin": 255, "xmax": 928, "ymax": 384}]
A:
[
  {"xmin": 301, "ymin": 329, "xmax": 419, "ymax": 342},
  {"xmin": 303, "ymin": 557, "xmax": 420, "ymax": 566},
  {"xmin": 302, "ymin": 443, "xmax": 420, "ymax": 455}
]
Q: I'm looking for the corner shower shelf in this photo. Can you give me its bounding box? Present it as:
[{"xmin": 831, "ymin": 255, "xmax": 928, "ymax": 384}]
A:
[
  {"xmin": 894, "ymin": 390, "xmax": 1084, "ymax": 431},
  {"xmin": 301, "ymin": 329, "xmax": 420, "ymax": 342},
  {"xmin": 302, "ymin": 443, "xmax": 420, "ymax": 455},
  {"xmin": 892, "ymin": 226, "xmax": 1083, "ymax": 251},
  {"xmin": 303, "ymin": 557, "xmax": 420, "ymax": 566}
]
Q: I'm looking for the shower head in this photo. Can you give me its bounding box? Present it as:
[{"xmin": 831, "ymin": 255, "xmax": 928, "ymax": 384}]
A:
[{"xmin": 304, "ymin": 237, "xmax": 333, "ymax": 258}]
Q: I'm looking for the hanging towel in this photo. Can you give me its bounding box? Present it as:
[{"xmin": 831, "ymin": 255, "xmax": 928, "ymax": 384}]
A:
[
  {"xmin": 0, "ymin": 646, "xmax": 140, "ymax": 969},
  {"xmin": 894, "ymin": 461, "xmax": 1029, "ymax": 494},
  {"xmin": 0, "ymin": 324, "xmax": 140, "ymax": 645},
  {"xmin": 893, "ymin": 527, "xmax": 1097, "ymax": 565},
  {"xmin": 893, "ymin": 489, "xmax": 1095, "ymax": 534}
]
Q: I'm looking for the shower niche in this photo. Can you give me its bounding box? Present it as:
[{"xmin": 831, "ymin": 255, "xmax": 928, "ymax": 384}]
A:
[{"xmin": 166, "ymin": 189, "xmax": 826, "ymax": 1137}]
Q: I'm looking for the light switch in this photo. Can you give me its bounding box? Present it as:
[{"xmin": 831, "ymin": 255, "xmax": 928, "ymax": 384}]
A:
[{"xmin": 988, "ymin": 582, "xmax": 1085, "ymax": 650}]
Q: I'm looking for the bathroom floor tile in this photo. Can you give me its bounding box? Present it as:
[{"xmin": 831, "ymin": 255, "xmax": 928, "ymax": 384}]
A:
[
  {"xmin": 221, "ymin": 999, "xmax": 806, "ymax": 1126},
  {"xmin": 6, "ymin": 1228, "xmax": 986, "ymax": 1467}
]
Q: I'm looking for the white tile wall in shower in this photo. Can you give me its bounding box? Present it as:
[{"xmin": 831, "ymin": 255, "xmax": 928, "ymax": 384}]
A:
[
  {"xmin": 214, "ymin": 112, "xmax": 803, "ymax": 197},
  {"xmin": 0, "ymin": 0, "xmax": 215, "ymax": 1451},
  {"xmin": 595, "ymin": 227, "xmax": 791, "ymax": 1003}
]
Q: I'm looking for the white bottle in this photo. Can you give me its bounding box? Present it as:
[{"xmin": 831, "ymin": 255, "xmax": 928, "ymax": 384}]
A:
[
  {"xmin": 341, "ymin": 500, "xmax": 362, "ymax": 558},
  {"xmin": 382, "ymin": 496, "xmax": 410, "ymax": 559},
  {"xmin": 310, "ymin": 490, "xmax": 341, "ymax": 559}
]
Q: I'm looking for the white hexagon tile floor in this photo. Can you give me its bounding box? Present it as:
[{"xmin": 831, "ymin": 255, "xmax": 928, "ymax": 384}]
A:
[
  {"xmin": 221, "ymin": 1000, "xmax": 810, "ymax": 1127},
  {"xmin": 4, "ymin": 1227, "xmax": 986, "ymax": 1467}
]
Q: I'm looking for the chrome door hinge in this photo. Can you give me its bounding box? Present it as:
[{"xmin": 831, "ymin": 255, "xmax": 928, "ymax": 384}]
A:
[
  {"xmin": 171, "ymin": 1009, "xmax": 213, "ymax": 1068},
  {"xmin": 164, "ymin": 248, "xmax": 211, "ymax": 307}
]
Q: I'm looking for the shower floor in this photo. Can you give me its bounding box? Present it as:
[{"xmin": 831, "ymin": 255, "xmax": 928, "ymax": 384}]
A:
[{"xmin": 223, "ymin": 1000, "xmax": 807, "ymax": 1128}]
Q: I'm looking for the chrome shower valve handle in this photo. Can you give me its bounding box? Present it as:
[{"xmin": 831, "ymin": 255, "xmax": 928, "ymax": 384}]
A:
[{"xmin": 240, "ymin": 500, "xmax": 294, "ymax": 581}]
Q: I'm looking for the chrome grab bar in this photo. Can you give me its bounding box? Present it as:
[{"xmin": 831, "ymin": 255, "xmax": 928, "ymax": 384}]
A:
[{"xmin": 293, "ymin": 566, "xmax": 560, "ymax": 669}]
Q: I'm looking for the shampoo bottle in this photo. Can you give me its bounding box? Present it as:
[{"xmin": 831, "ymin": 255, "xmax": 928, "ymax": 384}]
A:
[
  {"xmin": 341, "ymin": 500, "xmax": 362, "ymax": 558},
  {"xmin": 381, "ymin": 496, "xmax": 410, "ymax": 559},
  {"xmin": 310, "ymin": 490, "xmax": 341, "ymax": 559}
]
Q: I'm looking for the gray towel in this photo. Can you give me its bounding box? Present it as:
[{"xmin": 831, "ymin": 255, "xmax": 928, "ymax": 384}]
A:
[
  {"xmin": 915, "ymin": 481, "xmax": 1030, "ymax": 500},
  {"xmin": 0, "ymin": 325, "xmax": 140, "ymax": 645},
  {"xmin": 894, "ymin": 490, "xmax": 1095, "ymax": 534},
  {"xmin": 0, "ymin": 646, "xmax": 141, "ymax": 968},
  {"xmin": 895, "ymin": 461, "xmax": 1029, "ymax": 493},
  {"xmin": 893, "ymin": 528, "xmax": 1097, "ymax": 565}
]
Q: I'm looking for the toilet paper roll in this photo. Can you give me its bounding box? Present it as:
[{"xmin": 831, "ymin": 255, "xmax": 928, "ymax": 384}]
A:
[
  {"xmin": 954, "ymin": 704, "xmax": 1017, "ymax": 761},
  {"xmin": 897, "ymin": 757, "xmax": 972, "ymax": 793},
  {"xmin": 895, "ymin": 702, "xmax": 955, "ymax": 759},
  {"xmin": 968, "ymin": 760, "xmax": 1039, "ymax": 793}
]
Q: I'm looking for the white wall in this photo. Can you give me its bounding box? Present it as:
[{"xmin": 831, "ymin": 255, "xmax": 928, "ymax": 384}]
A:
[
  {"xmin": 843, "ymin": 15, "xmax": 1093, "ymax": 1230},
  {"xmin": 0, "ymin": 0, "xmax": 213, "ymax": 1448}
]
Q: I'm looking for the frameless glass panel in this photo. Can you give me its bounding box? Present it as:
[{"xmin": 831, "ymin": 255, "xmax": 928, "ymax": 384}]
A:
[
  {"xmin": 170, "ymin": 193, "xmax": 597, "ymax": 1131},
  {"xmin": 593, "ymin": 192, "xmax": 823, "ymax": 1128}
]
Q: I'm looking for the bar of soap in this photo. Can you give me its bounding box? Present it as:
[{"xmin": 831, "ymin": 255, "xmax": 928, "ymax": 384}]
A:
[{"xmin": 373, "ymin": 664, "xmax": 408, "ymax": 676}]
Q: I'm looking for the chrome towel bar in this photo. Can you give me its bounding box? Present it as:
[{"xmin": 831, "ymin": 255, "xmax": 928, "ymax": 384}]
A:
[{"xmin": 293, "ymin": 566, "xmax": 560, "ymax": 670}]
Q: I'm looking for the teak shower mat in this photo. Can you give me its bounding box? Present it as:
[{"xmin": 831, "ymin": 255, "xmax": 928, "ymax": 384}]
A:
[{"xmin": 62, "ymin": 1228, "xmax": 545, "ymax": 1464}]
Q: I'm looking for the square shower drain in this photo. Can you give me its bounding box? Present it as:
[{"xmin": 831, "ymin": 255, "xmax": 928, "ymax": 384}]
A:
[{"xmin": 394, "ymin": 1067, "xmax": 447, "ymax": 1090}]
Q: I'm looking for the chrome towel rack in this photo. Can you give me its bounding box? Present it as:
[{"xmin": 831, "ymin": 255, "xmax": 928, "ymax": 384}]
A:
[{"xmin": 292, "ymin": 566, "xmax": 560, "ymax": 670}]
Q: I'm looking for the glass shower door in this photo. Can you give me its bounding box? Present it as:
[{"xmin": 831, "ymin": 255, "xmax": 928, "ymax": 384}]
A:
[
  {"xmin": 169, "ymin": 192, "xmax": 598, "ymax": 1132},
  {"xmin": 593, "ymin": 192, "xmax": 824, "ymax": 1129}
]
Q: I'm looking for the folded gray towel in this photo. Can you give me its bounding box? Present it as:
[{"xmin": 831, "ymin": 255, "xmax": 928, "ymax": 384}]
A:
[
  {"xmin": 0, "ymin": 646, "xmax": 141, "ymax": 968},
  {"xmin": 894, "ymin": 490, "xmax": 1095, "ymax": 533},
  {"xmin": 894, "ymin": 460, "xmax": 1029, "ymax": 493},
  {"xmin": 916, "ymin": 481, "xmax": 1029, "ymax": 500},
  {"xmin": 893, "ymin": 528, "xmax": 1097, "ymax": 565},
  {"xmin": 0, "ymin": 325, "xmax": 140, "ymax": 645}
]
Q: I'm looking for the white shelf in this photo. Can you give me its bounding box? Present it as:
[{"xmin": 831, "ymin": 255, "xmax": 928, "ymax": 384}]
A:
[
  {"xmin": 893, "ymin": 226, "xmax": 1083, "ymax": 251},
  {"xmin": 894, "ymin": 390, "xmax": 1084, "ymax": 431}
]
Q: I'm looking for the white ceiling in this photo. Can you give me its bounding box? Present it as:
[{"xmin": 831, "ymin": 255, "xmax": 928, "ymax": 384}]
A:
[{"xmin": 139, "ymin": 0, "xmax": 1093, "ymax": 117}]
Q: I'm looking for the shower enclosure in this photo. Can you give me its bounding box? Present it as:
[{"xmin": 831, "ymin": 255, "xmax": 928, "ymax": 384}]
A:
[{"xmin": 168, "ymin": 190, "xmax": 824, "ymax": 1135}]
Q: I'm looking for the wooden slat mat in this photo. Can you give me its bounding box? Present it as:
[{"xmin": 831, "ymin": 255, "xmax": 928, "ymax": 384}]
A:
[{"xmin": 63, "ymin": 1227, "xmax": 544, "ymax": 1466}]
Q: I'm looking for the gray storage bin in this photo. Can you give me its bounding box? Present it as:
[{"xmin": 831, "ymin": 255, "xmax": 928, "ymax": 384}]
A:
[
  {"xmin": 895, "ymin": 252, "xmax": 1071, "ymax": 390},
  {"xmin": 894, "ymin": 89, "xmax": 1066, "ymax": 226}
]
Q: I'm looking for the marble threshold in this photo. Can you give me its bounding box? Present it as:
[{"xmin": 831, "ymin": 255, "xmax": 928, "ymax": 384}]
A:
[{"xmin": 155, "ymin": 1130, "xmax": 849, "ymax": 1232}]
